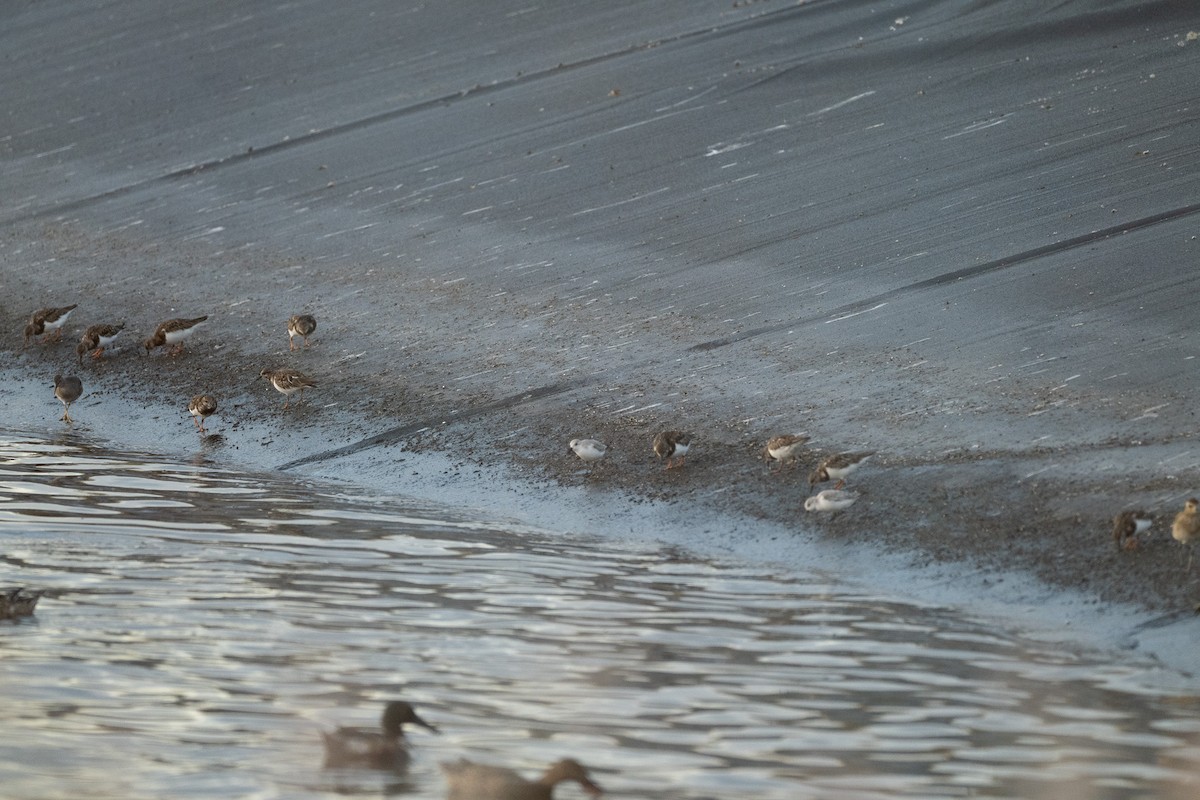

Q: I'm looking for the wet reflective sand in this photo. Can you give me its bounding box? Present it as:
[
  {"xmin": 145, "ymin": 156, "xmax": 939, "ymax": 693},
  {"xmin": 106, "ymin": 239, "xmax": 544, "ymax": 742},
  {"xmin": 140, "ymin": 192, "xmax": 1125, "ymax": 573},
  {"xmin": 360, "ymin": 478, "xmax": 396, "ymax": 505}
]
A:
[{"xmin": 1, "ymin": 433, "xmax": 1197, "ymax": 799}]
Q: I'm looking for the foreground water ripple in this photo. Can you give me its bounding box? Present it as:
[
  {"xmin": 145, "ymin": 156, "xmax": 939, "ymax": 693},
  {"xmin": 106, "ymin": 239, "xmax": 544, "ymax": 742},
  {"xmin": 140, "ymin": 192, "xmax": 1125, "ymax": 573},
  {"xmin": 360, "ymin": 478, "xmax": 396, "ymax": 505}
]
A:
[{"xmin": 1, "ymin": 433, "xmax": 1197, "ymax": 799}]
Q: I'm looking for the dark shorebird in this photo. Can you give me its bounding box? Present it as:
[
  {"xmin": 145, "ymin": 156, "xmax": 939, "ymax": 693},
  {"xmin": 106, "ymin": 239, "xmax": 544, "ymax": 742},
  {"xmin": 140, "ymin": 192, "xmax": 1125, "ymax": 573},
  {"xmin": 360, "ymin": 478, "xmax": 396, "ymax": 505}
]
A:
[
  {"xmin": 53, "ymin": 374, "xmax": 83, "ymax": 423},
  {"xmin": 143, "ymin": 316, "xmax": 208, "ymax": 356},
  {"xmin": 188, "ymin": 394, "xmax": 218, "ymax": 433},
  {"xmin": 23, "ymin": 304, "xmax": 78, "ymax": 347},
  {"xmin": 76, "ymin": 322, "xmax": 125, "ymax": 363},
  {"xmin": 287, "ymin": 314, "xmax": 317, "ymax": 351},
  {"xmin": 809, "ymin": 451, "xmax": 874, "ymax": 489},
  {"xmin": 653, "ymin": 430, "xmax": 691, "ymax": 470},
  {"xmin": 1112, "ymin": 510, "xmax": 1152, "ymax": 552},
  {"xmin": 260, "ymin": 367, "xmax": 317, "ymax": 409}
]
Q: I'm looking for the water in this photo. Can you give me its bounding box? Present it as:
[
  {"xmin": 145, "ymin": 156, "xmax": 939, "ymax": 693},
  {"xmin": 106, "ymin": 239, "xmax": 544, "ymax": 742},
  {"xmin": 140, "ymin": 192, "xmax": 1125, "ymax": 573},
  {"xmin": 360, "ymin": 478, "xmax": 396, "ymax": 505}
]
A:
[{"xmin": 1, "ymin": 432, "xmax": 1198, "ymax": 800}]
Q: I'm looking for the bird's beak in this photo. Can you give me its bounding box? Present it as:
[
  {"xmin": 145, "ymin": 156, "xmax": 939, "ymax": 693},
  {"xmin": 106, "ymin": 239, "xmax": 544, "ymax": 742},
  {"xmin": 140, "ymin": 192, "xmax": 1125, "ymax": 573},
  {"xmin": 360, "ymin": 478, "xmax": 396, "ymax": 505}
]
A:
[{"xmin": 413, "ymin": 712, "xmax": 439, "ymax": 734}]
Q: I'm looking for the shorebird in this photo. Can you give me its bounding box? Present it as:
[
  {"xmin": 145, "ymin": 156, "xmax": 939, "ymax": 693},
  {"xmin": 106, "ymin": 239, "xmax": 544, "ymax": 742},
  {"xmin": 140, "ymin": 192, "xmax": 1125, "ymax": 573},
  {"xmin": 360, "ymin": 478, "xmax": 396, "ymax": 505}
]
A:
[
  {"xmin": 287, "ymin": 314, "xmax": 317, "ymax": 351},
  {"xmin": 804, "ymin": 489, "xmax": 860, "ymax": 512},
  {"xmin": 809, "ymin": 451, "xmax": 874, "ymax": 489},
  {"xmin": 23, "ymin": 304, "xmax": 77, "ymax": 347},
  {"xmin": 321, "ymin": 701, "xmax": 438, "ymax": 770},
  {"xmin": 1172, "ymin": 498, "xmax": 1199, "ymax": 572},
  {"xmin": 1112, "ymin": 510, "xmax": 1152, "ymax": 552},
  {"xmin": 188, "ymin": 394, "xmax": 218, "ymax": 434},
  {"xmin": 569, "ymin": 438, "xmax": 607, "ymax": 463},
  {"xmin": 76, "ymin": 322, "xmax": 125, "ymax": 363},
  {"xmin": 653, "ymin": 430, "xmax": 691, "ymax": 470},
  {"xmin": 143, "ymin": 316, "xmax": 208, "ymax": 356},
  {"xmin": 260, "ymin": 367, "xmax": 317, "ymax": 409},
  {"xmin": 53, "ymin": 374, "xmax": 83, "ymax": 423},
  {"xmin": 441, "ymin": 757, "xmax": 602, "ymax": 800},
  {"xmin": 763, "ymin": 434, "xmax": 809, "ymax": 470}
]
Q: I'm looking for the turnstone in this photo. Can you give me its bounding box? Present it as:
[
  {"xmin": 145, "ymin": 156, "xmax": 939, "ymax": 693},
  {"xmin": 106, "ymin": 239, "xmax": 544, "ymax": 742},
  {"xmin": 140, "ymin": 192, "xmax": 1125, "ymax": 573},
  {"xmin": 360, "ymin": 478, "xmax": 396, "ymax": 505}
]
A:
[
  {"xmin": 143, "ymin": 316, "xmax": 208, "ymax": 356},
  {"xmin": 53, "ymin": 374, "xmax": 83, "ymax": 423},
  {"xmin": 1, "ymin": 587, "xmax": 45, "ymax": 620},
  {"xmin": 653, "ymin": 430, "xmax": 691, "ymax": 469},
  {"xmin": 188, "ymin": 394, "xmax": 218, "ymax": 433},
  {"xmin": 763, "ymin": 434, "xmax": 810, "ymax": 470},
  {"xmin": 1172, "ymin": 498, "xmax": 1199, "ymax": 572},
  {"xmin": 321, "ymin": 700, "xmax": 438, "ymax": 770},
  {"xmin": 569, "ymin": 438, "xmax": 607, "ymax": 463},
  {"xmin": 441, "ymin": 757, "xmax": 602, "ymax": 800},
  {"xmin": 23, "ymin": 304, "xmax": 78, "ymax": 347},
  {"xmin": 76, "ymin": 322, "xmax": 125, "ymax": 363},
  {"xmin": 287, "ymin": 314, "xmax": 317, "ymax": 351},
  {"xmin": 809, "ymin": 451, "xmax": 874, "ymax": 489},
  {"xmin": 804, "ymin": 488, "xmax": 860, "ymax": 512},
  {"xmin": 1112, "ymin": 510, "xmax": 1152, "ymax": 552},
  {"xmin": 260, "ymin": 367, "xmax": 317, "ymax": 409}
]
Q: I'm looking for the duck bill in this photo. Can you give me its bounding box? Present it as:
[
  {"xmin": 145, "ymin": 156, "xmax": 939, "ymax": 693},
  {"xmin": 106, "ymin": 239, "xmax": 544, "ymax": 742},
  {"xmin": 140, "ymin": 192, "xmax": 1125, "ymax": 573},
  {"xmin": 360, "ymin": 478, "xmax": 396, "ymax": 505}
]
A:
[
  {"xmin": 412, "ymin": 712, "xmax": 439, "ymax": 734},
  {"xmin": 581, "ymin": 779, "xmax": 602, "ymax": 797}
]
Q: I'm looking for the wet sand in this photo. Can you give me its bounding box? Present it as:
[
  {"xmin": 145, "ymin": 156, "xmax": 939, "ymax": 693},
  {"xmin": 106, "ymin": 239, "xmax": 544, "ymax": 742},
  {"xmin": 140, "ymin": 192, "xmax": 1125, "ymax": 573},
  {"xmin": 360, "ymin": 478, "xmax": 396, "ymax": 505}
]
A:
[{"xmin": 3, "ymin": 2, "xmax": 1200, "ymax": 664}]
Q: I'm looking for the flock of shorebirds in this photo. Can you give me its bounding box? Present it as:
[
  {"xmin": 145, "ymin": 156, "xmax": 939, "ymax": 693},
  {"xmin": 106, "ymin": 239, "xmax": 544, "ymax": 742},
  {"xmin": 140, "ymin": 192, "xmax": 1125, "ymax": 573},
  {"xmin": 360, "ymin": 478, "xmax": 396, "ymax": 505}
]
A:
[
  {"xmin": 24, "ymin": 303, "xmax": 319, "ymax": 430},
  {"xmin": 581, "ymin": 432, "xmax": 1196, "ymax": 571},
  {"xmin": 574, "ymin": 431, "xmax": 875, "ymax": 513},
  {"xmin": 21, "ymin": 301, "xmax": 1199, "ymax": 572}
]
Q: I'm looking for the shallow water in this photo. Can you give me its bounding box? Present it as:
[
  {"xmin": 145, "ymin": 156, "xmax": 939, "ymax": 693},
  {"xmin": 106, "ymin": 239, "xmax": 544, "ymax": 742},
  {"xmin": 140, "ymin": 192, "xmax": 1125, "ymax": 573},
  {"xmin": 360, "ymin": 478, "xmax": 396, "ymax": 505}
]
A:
[{"xmin": 1, "ymin": 431, "xmax": 1198, "ymax": 800}]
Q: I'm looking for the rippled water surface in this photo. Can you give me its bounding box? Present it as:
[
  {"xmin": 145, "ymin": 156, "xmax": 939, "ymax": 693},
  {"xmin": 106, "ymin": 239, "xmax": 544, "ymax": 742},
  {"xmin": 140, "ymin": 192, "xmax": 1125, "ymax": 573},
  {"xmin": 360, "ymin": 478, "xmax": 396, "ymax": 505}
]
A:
[{"xmin": 1, "ymin": 432, "xmax": 1198, "ymax": 799}]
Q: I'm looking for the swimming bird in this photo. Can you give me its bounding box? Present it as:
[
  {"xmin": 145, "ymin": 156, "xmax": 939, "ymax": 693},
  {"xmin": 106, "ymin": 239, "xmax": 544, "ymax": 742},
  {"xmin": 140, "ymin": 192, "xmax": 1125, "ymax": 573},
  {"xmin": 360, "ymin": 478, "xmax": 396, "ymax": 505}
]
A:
[
  {"xmin": 1172, "ymin": 498, "xmax": 1199, "ymax": 572},
  {"xmin": 441, "ymin": 757, "xmax": 602, "ymax": 800},
  {"xmin": 763, "ymin": 434, "xmax": 809, "ymax": 470},
  {"xmin": 809, "ymin": 451, "xmax": 874, "ymax": 489},
  {"xmin": 288, "ymin": 314, "xmax": 317, "ymax": 351},
  {"xmin": 653, "ymin": 430, "xmax": 691, "ymax": 470},
  {"xmin": 260, "ymin": 367, "xmax": 317, "ymax": 409},
  {"xmin": 76, "ymin": 322, "xmax": 125, "ymax": 363},
  {"xmin": 188, "ymin": 394, "xmax": 218, "ymax": 433},
  {"xmin": 321, "ymin": 700, "xmax": 438, "ymax": 770},
  {"xmin": 23, "ymin": 304, "xmax": 78, "ymax": 347},
  {"xmin": 53, "ymin": 374, "xmax": 83, "ymax": 423},
  {"xmin": 1112, "ymin": 510, "xmax": 1152, "ymax": 552},
  {"xmin": 569, "ymin": 438, "xmax": 607, "ymax": 463},
  {"xmin": 804, "ymin": 489, "xmax": 860, "ymax": 512},
  {"xmin": 1, "ymin": 587, "xmax": 45, "ymax": 620},
  {"xmin": 143, "ymin": 316, "xmax": 208, "ymax": 356}
]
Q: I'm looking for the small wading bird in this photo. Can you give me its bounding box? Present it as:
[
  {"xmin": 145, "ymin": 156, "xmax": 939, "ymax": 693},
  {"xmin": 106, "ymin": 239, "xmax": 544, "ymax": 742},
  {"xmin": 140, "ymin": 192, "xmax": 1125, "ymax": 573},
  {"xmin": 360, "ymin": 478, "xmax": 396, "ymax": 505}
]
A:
[
  {"xmin": 1, "ymin": 587, "xmax": 45, "ymax": 620},
  {"xmin": 321, "ymin": 700, "xmax": 438, "ymax": 770},
  {"xmin": 260, "ymin": 367, "xmax": 317, "ymax": 409},
  {"xmin": 143, "ymin": 316, "xmax": 208, "ymax": 356},
  {"xmin": 763, "ymin": 434, "xmax": 809, "ymax": 471},
  {"xmin": 23, "ymin": 304, "xmax": 78, "ymax": 347},
  {"xmin": 809, "ymin": 451, "xmax": 874, "ymax": 489},
  {"xmin": 569, "ymin": 438, "xmax": 607, "ymax": 464},
  {"xmin": 441, "ymin": 757, "xmax": 603, "ymax": 800},
  {"xmin": 76, "ymin": 322, "xmax": 125, "ymax": 364},
  {"xmin": 1172, "ymin": 497, "xmax": 1199, "ymax": 572},
  {"xmin": 188, "ymin": 394, "xmax": 217, "ymax": 434},
  {"xmin": 53, "ymin": 374, "xmax": 83, "ymax": 423},
  {"xmin": 1112, "ymin": 510, "xmax": 1152, "ymax": 552},
  {"xmin": 804, "ymin": 488, "xmax": 860, "ymax": 512},
  {"xmin": 287, "ymin": 314, "xmax": 317, "ymax": 351},
  {"xmin": 653, "ymin": 430, "xmax": 691, "ymax": 470}
]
